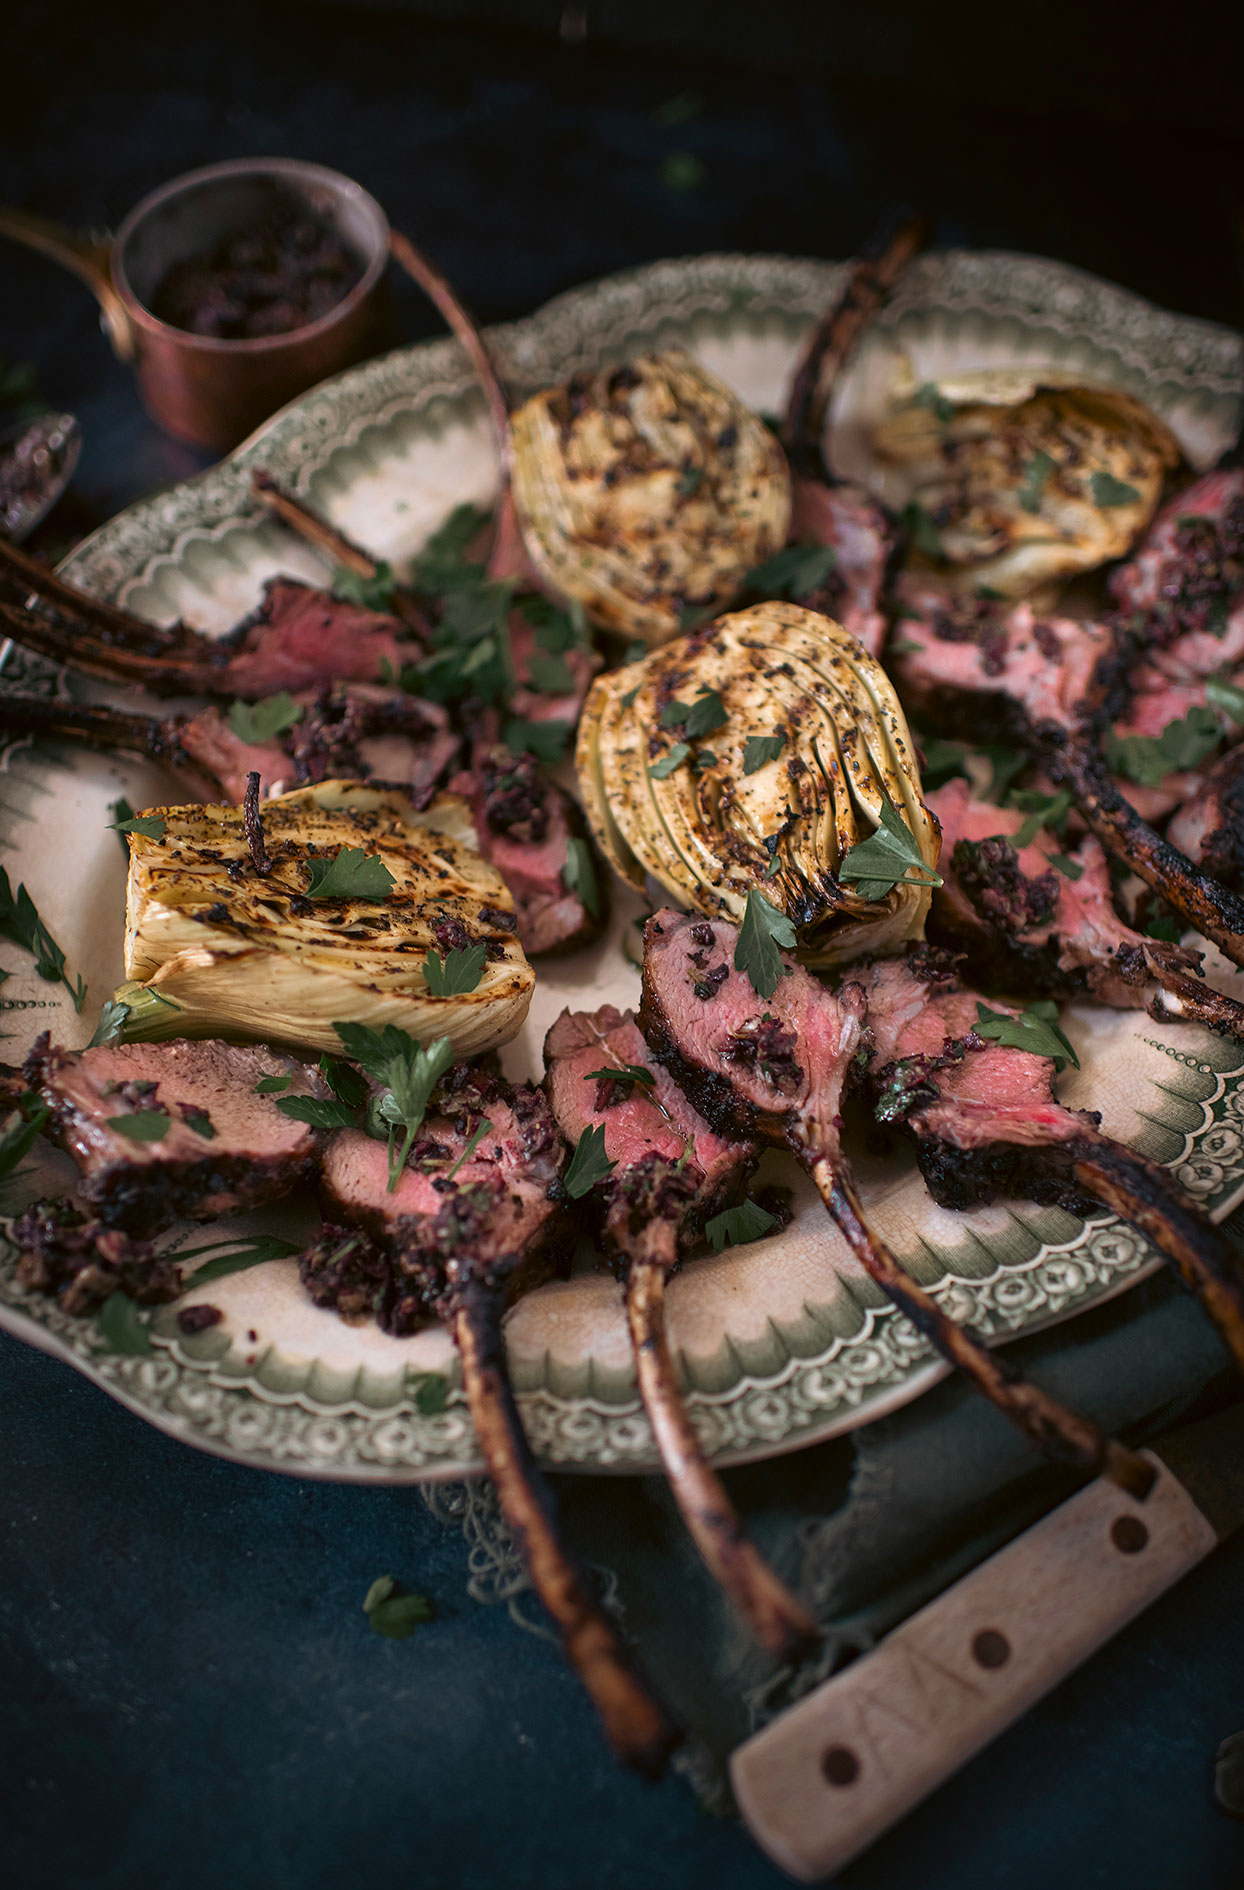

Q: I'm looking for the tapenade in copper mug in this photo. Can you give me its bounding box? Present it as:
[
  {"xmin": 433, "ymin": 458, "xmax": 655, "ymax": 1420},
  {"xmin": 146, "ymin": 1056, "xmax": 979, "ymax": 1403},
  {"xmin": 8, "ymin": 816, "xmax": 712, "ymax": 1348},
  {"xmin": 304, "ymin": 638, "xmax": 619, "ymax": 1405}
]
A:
[{"xmin": 0, "ymin": 158, "xmax": 394, "ymax": 452}]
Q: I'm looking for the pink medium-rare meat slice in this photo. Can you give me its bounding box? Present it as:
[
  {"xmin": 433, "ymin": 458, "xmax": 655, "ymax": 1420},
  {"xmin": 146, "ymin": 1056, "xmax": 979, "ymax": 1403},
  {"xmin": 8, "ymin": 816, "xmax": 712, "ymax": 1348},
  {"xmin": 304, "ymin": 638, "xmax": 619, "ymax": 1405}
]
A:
[
  {"xmin": 1109, "ymin": 466, "xmax": 1244, "ymax": 674},
  {"xmin": 309, "ymin": 1052, "xmax": 676, "ymax": 1772},
  {"xmin": 782, "ymin": 478, "xmax": 890, "ymax": 656},
  {"xmin": 543, "ymin": 1002, "xmax": 748, "ymax": 1211},
  {"xmin": 857, "ymin": 951, "xmax": 1244, "ymax": 1375},
  {"xmin": 1166, "ymin": 746, "xmax": 1244, "ymax": 894},
  {"xmin": 215, "ymin": 579, "xmax": 410, "ymax": 697},
  {"xmin": 26, "ymin": 1034, "xmax": 326, "ymax": 1234},
  {"xmin": 451, "ymin": 727, "xmax": 604, "ymax": 956},
  {"xmin": 927, "ymin": 779, "xmax": 1244, "ymax": 1041},
  {"xmin": 638, "ymin": 907, "xmax": 1152, "ymax": 1494},
  {"xmin": 543, "ymin": 1000, "xmax": 814, "ymax": 1661}
]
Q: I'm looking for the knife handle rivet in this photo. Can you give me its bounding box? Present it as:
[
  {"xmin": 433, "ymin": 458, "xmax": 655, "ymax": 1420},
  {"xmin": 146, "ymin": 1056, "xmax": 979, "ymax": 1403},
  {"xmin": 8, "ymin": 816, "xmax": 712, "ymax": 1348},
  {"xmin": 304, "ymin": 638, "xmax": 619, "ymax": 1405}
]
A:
[
  {"xmin": 1111, "ymin": 1516, "xmax": 1149, "ymax": 1554},
  {"xmin": 821, "ymin": 1745, "xmax": 860, "ymax": 1787},
  {"xmin": 971, "ymin": 1629, "xmax": 1011, "ymax": 1669}
]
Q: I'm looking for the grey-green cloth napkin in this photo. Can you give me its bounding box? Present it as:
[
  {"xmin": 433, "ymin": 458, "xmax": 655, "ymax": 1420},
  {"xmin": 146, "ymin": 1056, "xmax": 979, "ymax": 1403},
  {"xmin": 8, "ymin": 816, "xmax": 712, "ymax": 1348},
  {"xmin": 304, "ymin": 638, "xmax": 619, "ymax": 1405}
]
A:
[{"xmin": 425, "ymin": 1270, "xmax": 1238, "ymax": 1806}]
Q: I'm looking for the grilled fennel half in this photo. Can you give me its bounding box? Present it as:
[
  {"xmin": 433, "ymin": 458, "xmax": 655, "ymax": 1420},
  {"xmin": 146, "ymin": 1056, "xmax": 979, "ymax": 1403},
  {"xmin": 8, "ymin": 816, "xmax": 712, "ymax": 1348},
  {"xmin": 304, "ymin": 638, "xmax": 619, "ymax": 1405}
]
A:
[
  {"xmin": 576, "ymin": 602, "xmax": 940, "ymax": 963},
  {"xmin": 876, "ymin": 365, "xmax": 1181, "ymax": 598},
  {"xmin": 116, "ymin": 781, "xmax": 533, "ymax": 1056},
  {"xmin": 508, "ymin": 349, "xmax": 790, "ymax": 647}
]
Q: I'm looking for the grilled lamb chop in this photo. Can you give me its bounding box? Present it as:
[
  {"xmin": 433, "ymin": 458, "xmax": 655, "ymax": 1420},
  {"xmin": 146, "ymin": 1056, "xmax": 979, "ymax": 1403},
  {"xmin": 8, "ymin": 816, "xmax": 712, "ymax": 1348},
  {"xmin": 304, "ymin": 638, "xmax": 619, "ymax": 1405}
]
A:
[
  {"xmin": 639, "ymin": 908, "xmax": 1152, "ymax": 1496},
  {"xmin": 317, "ymin": 1061, "xmax": 677, "ymax": 1772},
  {"xmin": 856, "ymin": 950, "xmax": 1244, "ymax": 1374},
  {"xmin": 890, "ymin": 582, "xmax": 1244, "ymax": 965},
  {"xmin": 770, "ymin": 217, "xmax": 927, "ymax": 657},
  {"xmin": 1167, "ymin": 744, "xmax": 1244, "ymax": 893},
  {"xmin": 0, "ymin": 533, "xmax": 417, "ymax": 699},
  {"xmin": 450, "ymin": 721, "xmax": 604, "ymax": 956},
  {"xmin": 0, "ymin": 682, "xmax": 460, "ymax": 806},
  {"xmin": 927, "ymin": 778, "xmax": 1244, "ymax": 1041},
  {"xmin": 544, "ymin": 1003, "xmax": 816, "ymax": 1660},
  {"xmin": 26, "ymin": 1035, "xmax": 327, "ymax": 1236}
]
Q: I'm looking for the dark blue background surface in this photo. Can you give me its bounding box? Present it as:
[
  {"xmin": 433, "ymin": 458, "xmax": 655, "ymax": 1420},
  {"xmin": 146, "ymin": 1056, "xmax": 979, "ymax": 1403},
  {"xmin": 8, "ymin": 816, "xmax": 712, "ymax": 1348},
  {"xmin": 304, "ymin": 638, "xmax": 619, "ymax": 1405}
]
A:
[{"xmin": 3, "ymin": 5, "xmax": 1244, "ymax": 1885}]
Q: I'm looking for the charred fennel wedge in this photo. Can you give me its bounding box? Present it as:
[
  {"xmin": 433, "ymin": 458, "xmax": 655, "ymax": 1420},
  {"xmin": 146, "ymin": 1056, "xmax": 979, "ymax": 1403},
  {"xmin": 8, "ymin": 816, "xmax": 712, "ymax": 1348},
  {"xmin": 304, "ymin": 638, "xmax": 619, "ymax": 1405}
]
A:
[
  {"xmin": 508, "ymin": 349, "xmax": 790, "ymax": 647},
  {"xmin": 115, "ymin": 781, "xmax": 533, "ymax": 1056},
  {"xmin": 576, "ymin": 602, "xmax": 940, "ymax": 963},
  {"xmin": 876, "ymin": 365, "xmax": 1181, "ymax": 598}
]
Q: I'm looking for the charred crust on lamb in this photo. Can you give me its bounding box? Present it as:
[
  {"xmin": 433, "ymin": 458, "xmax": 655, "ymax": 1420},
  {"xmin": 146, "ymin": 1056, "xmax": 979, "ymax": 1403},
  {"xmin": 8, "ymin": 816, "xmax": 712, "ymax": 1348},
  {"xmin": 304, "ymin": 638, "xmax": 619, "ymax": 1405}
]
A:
[
  {"xmin": 544, "ymin": 1003, "xmax": 816, "ymax": 1661},
  {"xmin": 638, "ymin": 909, "xmax": 1154, "ymax": 1497}
]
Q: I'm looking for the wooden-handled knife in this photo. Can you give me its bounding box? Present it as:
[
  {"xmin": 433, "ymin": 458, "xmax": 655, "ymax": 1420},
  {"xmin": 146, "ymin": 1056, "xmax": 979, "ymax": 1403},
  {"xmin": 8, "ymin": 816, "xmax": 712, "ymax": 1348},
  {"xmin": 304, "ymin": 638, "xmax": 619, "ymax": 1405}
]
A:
[{"xmin": 730, "ymin": 1400, "xmax": 1244, "ymax": 1881}]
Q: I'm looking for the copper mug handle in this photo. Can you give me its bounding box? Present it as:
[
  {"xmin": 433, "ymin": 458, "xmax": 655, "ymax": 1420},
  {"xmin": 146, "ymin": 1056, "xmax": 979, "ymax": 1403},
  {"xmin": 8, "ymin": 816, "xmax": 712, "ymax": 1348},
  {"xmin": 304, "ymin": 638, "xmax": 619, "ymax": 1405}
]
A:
[{"xmin": 0, "ymin": 204, "xmax": 135, "ymax": 360}]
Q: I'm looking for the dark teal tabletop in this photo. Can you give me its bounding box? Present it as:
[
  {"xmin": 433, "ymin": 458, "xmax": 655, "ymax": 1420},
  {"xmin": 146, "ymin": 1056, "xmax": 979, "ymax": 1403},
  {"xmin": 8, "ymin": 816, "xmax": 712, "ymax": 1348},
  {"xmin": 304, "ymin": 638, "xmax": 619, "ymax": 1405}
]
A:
[{"xmin": 3, "ymin": 7, "xmax": 1243, "ymax": 1887}]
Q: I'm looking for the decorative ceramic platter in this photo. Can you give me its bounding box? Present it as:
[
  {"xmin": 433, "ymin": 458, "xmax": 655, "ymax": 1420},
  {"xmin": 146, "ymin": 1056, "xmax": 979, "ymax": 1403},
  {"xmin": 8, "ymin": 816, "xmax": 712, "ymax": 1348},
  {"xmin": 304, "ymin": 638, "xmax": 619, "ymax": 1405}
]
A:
[{"xmin": 2, "ymin": 250, "xmax": 1243, "ymax": 1484}]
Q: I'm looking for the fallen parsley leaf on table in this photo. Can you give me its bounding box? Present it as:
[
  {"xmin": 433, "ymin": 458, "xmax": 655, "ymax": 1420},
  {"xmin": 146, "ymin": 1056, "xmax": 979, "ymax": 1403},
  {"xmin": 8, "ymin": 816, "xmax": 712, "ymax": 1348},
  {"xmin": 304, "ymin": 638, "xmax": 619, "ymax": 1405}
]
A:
[
  {"xmin": 226, "ymin": 692, "xmax": 304, "ymax": 746},
  {"xmin": 734, "ymin": 887, "xmax": 797, "ymax": 1000},
  {"xmin": 304, "ymin": 848, "xmax": 396, "ymax": 901},
  {"xmin": 363, "ymin": 1576, "xmax": 434, "ymax": 1640},
  {"xmin": 424, "ymin": 942, "xmax": 487, "ymax": 997}
]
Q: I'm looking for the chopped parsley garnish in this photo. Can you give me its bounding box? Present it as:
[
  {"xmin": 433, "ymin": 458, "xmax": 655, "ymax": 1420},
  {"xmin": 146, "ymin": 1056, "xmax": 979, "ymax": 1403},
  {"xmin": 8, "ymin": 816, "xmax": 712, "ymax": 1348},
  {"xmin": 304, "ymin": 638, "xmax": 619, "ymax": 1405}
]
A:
[
  {"xmin": 318, "ymin": 1055, "xmax": 369, "ymax": 1108},
  {"xmin": 744, "ymin": 538, "xmax": 837, "ymax": 600},
  {"xmin": 409, "ymin": 503, "xmax": 490, "ymax": 594},
  {"xmin": 742, "ymin": 734, "xmax": 785, "ymax": 775},
  {"xmin": 110, "ymin": 812, "xmax": 167, "ymax": 841},
  {"xmin": 1104, "ymin": 706, "xmax": 1222, "ymax": 786},
  {"xmin": 974, "ymin": 999, "xmax": 1079, "ymax": 1070},
  {"xmin": 363, "ymin": 1576, "xmax": 434, "ymax": 1640},
  {"xmin": 564, "ymin": 1122, "xmax": 616, "ymax": 1198},
  {"xmin": 333, "ymin": 1022, "xmax": 454, "ymax": 1193},
  {"xmin": 1048, "ymin": 852, "xmax": 1083, "ymax": 880},
  {"xmin": 705, "ymin": 1197, "xmax": 778, "ymax": 1252},
  {"xmin": 0, "ymin": 866, "xmax": 86, "ymax": 1010},
  {"xmin": 562, "ymin": 837, "xmax": 600, "ymax": 920},
  {"xmin": 902, "ymin": 501, "xmax": 944, "ymax": 558},
  {"xmin": 0, "ymin": 1098, "xmax": 50, "ymax": 1184},
  {"xmin": 110, "ymin": 798, "xmax": 136, "ymax": 856},
  {"xmin": 661, "ymin": 687, "xmax": 727, "ymax": 740},
  {"xmin": 583, "ymin": 1063, "xmax": 656, "ymax": 1090},
  {"xmin": 912, "ymin": 380, "xmax": 956, "ymax": 423},
  {"xmin": 304, "ymin": 848, "xmax": 397, "ymax": 901},
  {"xmin": 677, "ymin": 464, "xmax": 705, "ymax": 497},
  {"xmin": 1017, "ymin": 450, "xmax": 1054, "ymax": 515},
  {"xmin": 1206, "ymin": 675, "xmax": 1244, "ymax": 723},
  {"xmin": 503, "ymin": 717, "xmax": 572, "ymax": 764},
  {"xmin": 226, "ymin": 692, "xmax": 304, "ymax": 746},
  {"xmin": 918, "ymin": 737, "xmax": 970, "ymax": 789},
  {"xmin": 838, "ymin": 796, "xmax": 943, "ymax": 902},
  {"xmin": 734, "ymin": 888, "xmax": 797, "ymax": 1000},
  {"xmin": 650, "ymin": 740, "xmax": 691, "ymax": 779},
  {"xmin": 332, "ymin": 561, "xmax": 396, "ymax": 611},
  {"xmin": 95, "ymin": 1291, "xmax": 154, "ymax": 1356},
  {"xmin": 423, "ymin": 941, "xmax": 487, "ymax": 997},
  {"xmin": 1008, "ymin": 788, "xmax": 1073, "ymax": 849},
  {"xmin": 1090, "ymin": 470, "xmax": 1141, "ymax": 508},
  {"xmin": 275, "ymin": 1096, "xmax": 359, "ymax": 1131},
  {"xmin": 254, "ymin": 1074, "xmax": 293, "ymax": 1094},
  {"xmin": 525, "ymin": 651, "xmax": 575, "ymax": 695},
  {"xmin": 181, "ymin": 1106, "xmax": 216, "ymax": 1140},
  {"xmin": 446, "ymin": 1117, "xmax": 494, "ymax": 1181},
  {"xmin": 105, "ymin": 1110, "xmax": 170, "ymax": 1144}
]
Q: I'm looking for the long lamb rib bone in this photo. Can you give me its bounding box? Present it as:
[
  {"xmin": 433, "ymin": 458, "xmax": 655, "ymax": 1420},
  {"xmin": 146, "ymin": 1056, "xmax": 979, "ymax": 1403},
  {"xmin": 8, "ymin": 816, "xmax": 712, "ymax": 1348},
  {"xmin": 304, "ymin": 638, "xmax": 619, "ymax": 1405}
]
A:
[
  {"xmin": 927, "ymin": 777, "xmax": 1244, "ymax": 1043},
  {"xmin": 544, "ymin": 1002, "xmax": 817, "ymax": 1661},
  {"xmin": 0, "ymin": 684, "xmax": 459, "ymax": 805},
  {"xmin": 0, "ymin": 534, "xmax": 419, "ymax": 699},
  {"xmin": 316, "ymin": 1061, "xmax": 679, "ymax": 1774},
  {"xmin": 638, "ymin": 909, "xmax": 1154, "ymax": 1498},
  {"xmin": 855, "ymin": 948, "xmax": 1244, "ymax": 1375},
  {"xmin": 249, "ymin": 469, "xmax": 430, "ymax": 638},
  {"xmin": 889, "ymin": 580, "xmax": 1244, "ymax": 967}
]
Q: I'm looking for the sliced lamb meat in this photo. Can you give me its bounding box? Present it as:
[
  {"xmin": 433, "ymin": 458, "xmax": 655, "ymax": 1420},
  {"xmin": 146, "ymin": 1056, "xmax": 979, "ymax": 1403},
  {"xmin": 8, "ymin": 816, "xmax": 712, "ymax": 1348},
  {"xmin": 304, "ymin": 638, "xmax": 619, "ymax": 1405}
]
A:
[
  {"xmin": 927, "ymin": 778, "xmax": 1244, "ymax": 1042},
  {"xmin": 11, "ymin": 1197, "xmax": 180, "ymax": 1315},
  {"xmin": 451, "ymin": 722, "xmax": 605, "ymax": 956},
  {"xmin": 638, "ymin": 908, "xmax": 1152, "ymax": 1495},
  {"xmin": 26, "ymin": 1034, "xmax": 326, "ymax": 1236},
  {"xmin": 1109, "ymin": 465, "xmax": 1244, "ymax": 670},
  {"xmin": 778, "ymin": 479, "xmax": 891, "ymax": 656},
  {"xmin": 318, "ymin": 1061, "xmax": 677, "ymax": 1773},
  {"xmin": 0, "ymin": 682, "xmax": 460, "ymax": 808},
  {"xmin": 857, "ymin": 952, "xmax": 1244, "ymax": 1378},
  {"xmin": 889, "ymin": 577, "xmax": 1244, "ymax": 966},
  {"xmin": 543, "ymin": 1005, "xmax": 815, "ymax": 1660},
  {"xmin": 1167, "ymin": 746, "xmax": 1244, "ymax": 895},
  {"xmin": 0, "ymin": 532, "xmax": 417, "ymax": 700}
]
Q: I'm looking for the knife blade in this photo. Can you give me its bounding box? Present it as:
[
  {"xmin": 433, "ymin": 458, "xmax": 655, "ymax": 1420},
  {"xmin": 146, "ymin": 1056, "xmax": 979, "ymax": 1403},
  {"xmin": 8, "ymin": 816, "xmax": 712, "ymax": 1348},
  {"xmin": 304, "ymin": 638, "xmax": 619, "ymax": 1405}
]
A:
[{"xmin": 730, "ymin": 1399, "xmax": 1244, "ymax": 1882}]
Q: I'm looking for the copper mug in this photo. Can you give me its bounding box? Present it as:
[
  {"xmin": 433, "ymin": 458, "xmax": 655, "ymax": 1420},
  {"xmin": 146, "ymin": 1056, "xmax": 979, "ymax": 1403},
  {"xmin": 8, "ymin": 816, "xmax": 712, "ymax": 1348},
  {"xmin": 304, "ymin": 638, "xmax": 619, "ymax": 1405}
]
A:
[{"xmin": 0, "ymin": 158, "xmax": 393, "ymax": 453}]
